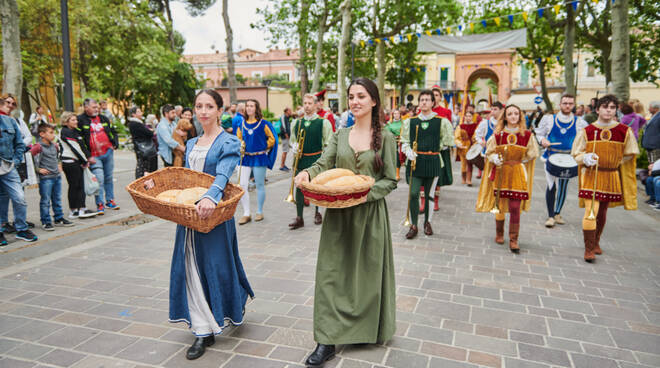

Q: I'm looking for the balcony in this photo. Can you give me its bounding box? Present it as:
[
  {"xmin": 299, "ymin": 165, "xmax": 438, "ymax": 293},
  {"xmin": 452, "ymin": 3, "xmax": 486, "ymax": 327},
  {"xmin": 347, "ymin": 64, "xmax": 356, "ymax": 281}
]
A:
[{"xmin": 425, "ymin": 80, "xmax": 456, "ymax": 90}]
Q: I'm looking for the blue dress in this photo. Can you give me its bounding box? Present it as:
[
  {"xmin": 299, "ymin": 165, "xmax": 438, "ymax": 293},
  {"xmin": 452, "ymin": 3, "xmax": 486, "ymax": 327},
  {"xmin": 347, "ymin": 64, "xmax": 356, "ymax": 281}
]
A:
[
  {"xmin": 236, "ymin": 119, "xmax": 279, "ymax": 169},
  {"xmin": 168, "ymin": 132, "xmax": 254, "ymax": 335}
]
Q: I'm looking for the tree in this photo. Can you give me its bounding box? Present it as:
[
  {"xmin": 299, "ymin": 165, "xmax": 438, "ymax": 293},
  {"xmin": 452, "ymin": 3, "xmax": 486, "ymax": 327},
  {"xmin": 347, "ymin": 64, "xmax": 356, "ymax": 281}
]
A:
[
  {"xmin": 563, "ymin": 0, "xmax": 580, "ymax": 95},
  {"xmin": 147, "ymin": 0, "xmax": 214, "ymax": 51},
  {"xmin": 222, "ymin": 0, "xmax": 237, "ymax": 103},
  {"xmin": 310, "ymin": 0, "xmax": 341, "ymax": 92},
  {"xmin": 610, "ymin": 0, "xmax": 630, "ymax": 100},
  {"xmin": 385, "ymin": 39, "xmax": 425, "ymax": 107},
  {"xmin": 337, "ymin": 0, "xmax": 352, "ymax": 111},
  {"xmin": 577, "ymin": 0, "xmax": 613, "ymax": 84},
  {"xmin": 1, "ymin": 0, "xmax": 23, "ymax": 106}
]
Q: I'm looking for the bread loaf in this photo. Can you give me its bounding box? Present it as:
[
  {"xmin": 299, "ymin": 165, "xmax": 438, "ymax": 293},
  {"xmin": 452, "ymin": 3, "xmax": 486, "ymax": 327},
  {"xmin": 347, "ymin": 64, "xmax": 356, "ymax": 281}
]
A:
[
  {"xmin": 325, "ymin": 175, "xmax": 365, "ymax": 187},
  {"xmin": 175, "ymin": 187, "xmax": 208, "ymax": 205},
  {"xmin": 156, "ymin": 189, "xmax": 181, "ymax": 202},
  {"xmin": 312, "ymin": 168, "xmax": 355, "ymax": 185}
]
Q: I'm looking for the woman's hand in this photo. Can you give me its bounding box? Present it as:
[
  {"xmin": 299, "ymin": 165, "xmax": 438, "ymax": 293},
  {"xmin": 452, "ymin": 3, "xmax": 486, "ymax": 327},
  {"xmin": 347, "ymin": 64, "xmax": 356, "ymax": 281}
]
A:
[
  {"xmin": 294, "ymin": 171, "xmax": 310, "ymax": 188},
  {"xmin": 195, "ymin": 197, "xmax": 216, "ymax": 219}
]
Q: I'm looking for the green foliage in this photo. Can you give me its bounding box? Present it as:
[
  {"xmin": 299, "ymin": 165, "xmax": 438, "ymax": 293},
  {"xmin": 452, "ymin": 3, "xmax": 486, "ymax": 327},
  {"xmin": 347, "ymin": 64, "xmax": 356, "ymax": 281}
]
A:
[
  {"xmin": 637, "ymin": 129, "xmax": 648, "ymax": 169},
  {"xmin": 262, "ymin": 109, "xmax": 276, "ymax": 121}
]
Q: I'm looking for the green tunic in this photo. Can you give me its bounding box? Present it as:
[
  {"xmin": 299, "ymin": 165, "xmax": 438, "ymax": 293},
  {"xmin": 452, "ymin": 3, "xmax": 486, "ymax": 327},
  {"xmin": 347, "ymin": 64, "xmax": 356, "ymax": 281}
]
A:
[
  {"xmin": 305, "ymin": 127, "xmax": 398, "ymax": 345},
  {"xmin": 385, "ymin": 120, "xmax": 402, "ymax": 138}
]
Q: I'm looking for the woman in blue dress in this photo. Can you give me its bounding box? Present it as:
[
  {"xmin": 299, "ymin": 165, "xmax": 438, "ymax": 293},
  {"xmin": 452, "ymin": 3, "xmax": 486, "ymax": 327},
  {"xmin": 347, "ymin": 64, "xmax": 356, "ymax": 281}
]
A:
[{"xmin": 168, "ymin": 90, "xmax": 254, "ymax": 360}]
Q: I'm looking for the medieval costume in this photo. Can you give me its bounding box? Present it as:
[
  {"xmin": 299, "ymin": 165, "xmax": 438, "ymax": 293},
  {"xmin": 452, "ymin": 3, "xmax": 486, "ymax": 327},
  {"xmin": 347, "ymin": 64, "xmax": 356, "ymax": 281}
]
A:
[
  {"xmin": 476, "ymin": 127, "xmax": 539, "ymax": 252},
  {"xmin": 289, "ymin": 113, "xmax": 333, "ymax": 229},
  {"xmin": 235, "ymin": 118, "xmax": 278, "ymax": 224},
  {"xmin": 304, "ymin": 128, "xmax": 398, "ymax": 345},
  {"xmin": 169, "ymin": 132, "xmax": 254, "ymax": 353},
  {"xmin": 385, "ymin": 118, "xmax": 404, "ymax": 180},
  {"xmin": 571, "ymin": 121, "xmax": 638, "ymax": 262},
  {"xmin": 454, "ymin": 119, "xmax": 479, "ymax": 186},
  {"xmin": 536, "ymin": 112, "xmax": 588, "ymax": 227},
  {"xmin": 401, "ymin": 112, "xmax": 454, "ymax": 238},
  {"xmin": 474, "ymin": 116, "xmax": 497, "ymax": 179}
]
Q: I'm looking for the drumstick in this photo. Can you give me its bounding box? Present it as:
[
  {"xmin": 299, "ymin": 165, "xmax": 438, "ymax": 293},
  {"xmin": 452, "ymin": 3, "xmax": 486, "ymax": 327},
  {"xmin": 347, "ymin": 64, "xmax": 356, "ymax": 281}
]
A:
[{"xmin": 548, "ymin": 142, "xmax": 563, "ymax": 146}]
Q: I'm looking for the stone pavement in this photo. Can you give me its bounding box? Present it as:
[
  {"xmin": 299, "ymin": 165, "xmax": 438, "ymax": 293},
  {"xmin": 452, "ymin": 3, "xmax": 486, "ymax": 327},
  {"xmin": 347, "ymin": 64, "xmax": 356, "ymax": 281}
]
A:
[{"xmin": 0, "ymin": 149, "xmax": 659, "ymax": 368}]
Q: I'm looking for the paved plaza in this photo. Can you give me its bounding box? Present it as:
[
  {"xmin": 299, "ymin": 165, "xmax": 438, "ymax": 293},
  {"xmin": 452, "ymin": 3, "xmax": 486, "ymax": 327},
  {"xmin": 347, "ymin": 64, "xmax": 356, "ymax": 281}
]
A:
[{"xmin": 0, "ymin": 149, "xmax": 659, "ymax": 368}]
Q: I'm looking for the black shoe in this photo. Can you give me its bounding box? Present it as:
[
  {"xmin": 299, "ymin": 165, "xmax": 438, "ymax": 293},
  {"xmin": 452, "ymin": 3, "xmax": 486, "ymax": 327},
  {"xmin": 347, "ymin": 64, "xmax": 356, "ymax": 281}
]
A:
[
  {"xmin": 26, "ymin": 221, "xmax": 35, "ymax": 229},
  {"xmin": 305, "ymin": 344, "xmax": 335, "ymax": 367},
  {"xmin": 0, "ymin": 233, "xmax": 7, "ymax": 246},
  {"xmin": 2, "ymin": 222, "xmax": 15, "ymax": 234},
  {"xmin": 54, "ymin": 218, "xmax": 75, "ymax": 227},
  {"xmin": 186, "ymin": 335, "xmax": 215, "ymax": 360},
  {"xmin": 42, "ymin": 223, "xmax": 55, "ymax": 231},
  {"xmin": 16, "ymin": 229, "xmax": 38, "ymax": 242}
]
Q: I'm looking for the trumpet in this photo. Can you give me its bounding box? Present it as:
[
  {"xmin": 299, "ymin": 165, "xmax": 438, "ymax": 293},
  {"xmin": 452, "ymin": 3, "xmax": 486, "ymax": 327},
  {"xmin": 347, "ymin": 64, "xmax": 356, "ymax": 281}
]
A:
[
  {"xmin": 491, "ymin": 145, "xmax": 508, "ymax": 214},
  {"xmin": 285, "ymin": 123, "xmax": 306, "ymax": 204},
  {"xmin": 586, "ymin": 139, "xmax": 599, "ymax": 220},
  {"xmin": 403, "ymin": 125, "xmax": 419, "ymax": 227}
]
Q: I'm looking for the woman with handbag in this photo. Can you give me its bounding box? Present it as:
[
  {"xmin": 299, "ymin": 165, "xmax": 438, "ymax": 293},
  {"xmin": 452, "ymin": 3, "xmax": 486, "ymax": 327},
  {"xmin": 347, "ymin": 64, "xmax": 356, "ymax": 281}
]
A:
[
  {"xmin": 59, "ymin": 112, "xmax": 97, "ymax": 219},
  {"xmin": 127, "ymin": 107, "xmax": 158, "ymax": 178}
]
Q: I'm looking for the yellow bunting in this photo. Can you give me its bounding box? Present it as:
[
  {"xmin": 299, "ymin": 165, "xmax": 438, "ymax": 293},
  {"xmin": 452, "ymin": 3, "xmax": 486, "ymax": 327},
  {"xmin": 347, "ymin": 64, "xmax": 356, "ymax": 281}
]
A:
[
  {"xmin": 494, "ymin": 17, "xmax": 501, "ymax": 26},
  {"xmin": 553, "ymin": 4, "xmax": 560, "ymax": 15},
  {"xmin": 406, "ymin": 33, "xmax": 412, "ymax": 42},
  {"xmin": 390, "ymin": 36, "xmax": 396, "ymax": 43},
  {"xmin": 522, "ymin": 12, "xmax": 528, "ymax": 21},
  {"xmin": 446, "ymin": 27, "xmax": 451, "ymax": 34},
  {"xmin": 405, "ymin": 68, "xmax": 410, "ymax": 72},
  {"xmin": 425, "ymin": 30, "xmax": 432, "ymax": 36},
  {"xmin": 469, "ymin": 22, "xmax": 474, "ymax": 31},
  {"xmin": 592, "ymin": 0, "xmax": 597, "ymax": 2},
  {"xmin": 546, "ymin": 57, "xmax": 551, "ymax": 62},
  {"xmin": 374, "ymin": 38, "xmax": 381, "ymax": 44},
  {"xmin": 360, "ymin": 40, "xmax": 365, "ymax": 48}
]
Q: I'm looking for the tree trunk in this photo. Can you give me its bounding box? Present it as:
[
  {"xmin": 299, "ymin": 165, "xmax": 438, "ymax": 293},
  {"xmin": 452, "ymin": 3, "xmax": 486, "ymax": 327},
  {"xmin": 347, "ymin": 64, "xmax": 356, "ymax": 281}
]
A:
[
  {"xmin": 399, "ymin": 82, "xmax": 407, "ymax": 108},
  {"xmin": 1, "ymin": 0, "xmax": 23, "ymax": 107},
  {"xmin": 298, "ymin": 0, "xmax": 310, "ymax": 95},
  {"xmin": 164, "ymin": 0, "xmax": 175, "ymax": 51},
  {"xmin": 222, "ymin": 0, "xmax": 237, "ymax": 103},
  {"xmin": 376, "ymin": 41, "xmax": 386, "ymax": 109},
  {"xmin": 610, "ymin": 0, "xmax": 629, "ymax": 101},
  {"xmin": 337, "ymin": 0, "xmax": 351, "ymax": 112},
  {"xmin": 563, "ymin": 0, "xmax": 576, "ymax": 95},
  {"xmin": 537, "ymin": 61, "xmax": 553, "ymax": 111},
  {"xmin": 601, "ymin": 41, "xmax": 613, "ymax": 85},
  {"xmin": 311, "ymin": 2, "xmax": 329, "ymax": 93}
]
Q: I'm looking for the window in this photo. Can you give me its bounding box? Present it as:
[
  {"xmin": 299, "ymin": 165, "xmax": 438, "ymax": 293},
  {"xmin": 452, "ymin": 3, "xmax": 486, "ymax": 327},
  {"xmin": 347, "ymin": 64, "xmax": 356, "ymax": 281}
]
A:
[
  {"xmin": 519, "ymin": 64, "xmax": 529, "ymax": 87},
  {"xmin": 439, "ymin": 66, "xmax": 449, "ymax": 89},
  {"xmin": 586, "ymin": 63, "xmax": 595, "ymax": 78},
  {"xmin": 279, "ymin": 71, "xmax": 291, "ymax": 81}
]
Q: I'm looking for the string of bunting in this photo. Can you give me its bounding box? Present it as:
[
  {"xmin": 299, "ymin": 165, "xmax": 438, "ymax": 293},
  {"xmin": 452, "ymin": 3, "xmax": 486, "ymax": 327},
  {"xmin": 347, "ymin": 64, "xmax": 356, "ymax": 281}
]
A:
[
  {"xmin": 396, "ymin": 56, "xmax": 563, "ymax": 74},
  {"xmin": 355, "ymin": 0, "xmax": 612, "ymax": 48}
]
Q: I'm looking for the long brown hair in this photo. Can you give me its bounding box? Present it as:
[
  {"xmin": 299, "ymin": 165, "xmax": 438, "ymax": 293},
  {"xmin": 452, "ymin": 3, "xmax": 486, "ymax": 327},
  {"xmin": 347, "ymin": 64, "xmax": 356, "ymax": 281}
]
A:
[
  {"xmin": 495, "ymin": 104, "xmax": 526, "ymax": 134},
  {"xmin": 347, "ymin": 78, "xmax": 384, "ymax": 172},
  {"xmin": 246, "ymin": 99, "xmax": 263, "ymax": 122}
]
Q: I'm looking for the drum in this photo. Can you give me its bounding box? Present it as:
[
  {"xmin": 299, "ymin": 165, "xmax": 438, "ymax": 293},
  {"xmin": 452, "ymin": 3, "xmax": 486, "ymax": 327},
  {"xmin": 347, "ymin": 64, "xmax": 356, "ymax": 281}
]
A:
[
  {"xmin": 546, "ymin": 153, "xmax": 578, "ymax": 178},
  {"xmin": 466, "ymin": 144, "xmax": 485, "ymax": 170}
]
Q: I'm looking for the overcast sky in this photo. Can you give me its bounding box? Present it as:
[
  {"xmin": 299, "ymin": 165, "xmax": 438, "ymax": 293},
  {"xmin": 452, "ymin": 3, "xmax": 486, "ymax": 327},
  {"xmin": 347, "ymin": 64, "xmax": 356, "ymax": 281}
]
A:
[{"xmin": 172, "ymin": 0, "xmax": 276, "ymax": 55}]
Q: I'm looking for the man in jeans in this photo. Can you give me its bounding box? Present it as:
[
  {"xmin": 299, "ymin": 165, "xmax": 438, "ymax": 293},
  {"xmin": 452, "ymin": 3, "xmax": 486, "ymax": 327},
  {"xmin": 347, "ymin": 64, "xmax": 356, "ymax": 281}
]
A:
[
  {"xmin": 156, "ymin": 104, "xmax": 184, "ymax": 167},
  {"xmin": 77, "ymin": 98, "xmax": 120, "ymax": 214},
  {"xmin": 0, "ymin": 107, "xmax": 37, "ymax": 244}
]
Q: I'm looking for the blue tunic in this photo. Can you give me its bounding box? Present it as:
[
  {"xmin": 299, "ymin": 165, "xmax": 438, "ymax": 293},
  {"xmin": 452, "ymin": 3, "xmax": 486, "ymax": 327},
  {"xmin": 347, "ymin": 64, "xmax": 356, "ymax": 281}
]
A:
[
  {"xmin": 236, "ymin": 119, "xmax": 279, "ymax": 168},
  {"xmin": 482, "ymin": 119, "xmax": 495, "ymax": 154},
  {"xmin": 169, "ymin": 132, "xmax": 254, "ymax": 333},
  {"xmin": 542, "ymin": 114, "xmax": 578, "ymax": 159}
]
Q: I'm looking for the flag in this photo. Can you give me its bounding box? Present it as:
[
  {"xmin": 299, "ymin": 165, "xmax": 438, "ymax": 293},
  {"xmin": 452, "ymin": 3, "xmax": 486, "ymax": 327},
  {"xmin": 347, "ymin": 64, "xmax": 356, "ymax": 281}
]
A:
[
  {"xmin": 360, "ymin": 40, "xmax": 365, "ymax": 48},
  {"xmin": 571, "ymin": 1, "xmax": 579, "ymax": 10},
  {"xmin": 537, "ymin": 8, "xmax": 544, "ymax": 17},
  {"xmin": 446, "ymin": 27, "xmax": 451, "ymax": 34},
  {"xmin": 375, "ymin": 38, "xmax": 381, "ymax": 44},
  {"xmin": 425, "ymin": 30, "xmax": 432, "ymax": 36},
  {"xmin": 459, "ymin": 84, "xmax": 469, "ymax": 125},
  {"xmin": 553, "ymin": 4, "xmax": 561, "ymax": 15},
  {"xmin": 481, "ymin": 20, "xmax": 487, "ymax": 28},
  {"xmin": 522, "ymin": 12, "xmax": 528, "ymax": 21},
  {"xmin": 494, "ymin": 17, "xmax": 501, "ymax": 26},
  {"xmin": 406, "ymin": 34, "xmax": 412, "ymax": 42},
  {"xmin": 488, "ymin": 88, "xmax": 493, "ymax": 107},
  {"xmin": 469, "ymin": 23, "xmax": 474, "ymax": 31},
  {"xmin": 390, "ymin": 36, "xmax": 396, "ymax": 43},
  {"xmin": 435, "ymin": 28, "xmax": 442, "ymax": 35},
  {"xmin": 507, "ymin": 15, "xmax": 514, "ymax": 25},
  {"xmin": 458, "ymin": 25, "xmax": 463, "ymax": 32}
]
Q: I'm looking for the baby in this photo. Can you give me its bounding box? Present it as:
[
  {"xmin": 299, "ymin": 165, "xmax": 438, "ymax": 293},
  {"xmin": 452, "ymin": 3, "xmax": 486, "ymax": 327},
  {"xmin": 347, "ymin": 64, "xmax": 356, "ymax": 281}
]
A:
[{"xmin": 172, "ymin": 118, "xmax": 196, "ymax": 167}]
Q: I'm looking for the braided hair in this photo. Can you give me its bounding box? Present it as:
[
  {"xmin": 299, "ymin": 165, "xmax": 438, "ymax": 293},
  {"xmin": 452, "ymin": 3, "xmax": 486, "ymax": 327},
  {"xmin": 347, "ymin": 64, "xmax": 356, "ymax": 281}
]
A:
[{"xmin": 347, "ymin": 78, "xmax": 384, "ymax": 172}]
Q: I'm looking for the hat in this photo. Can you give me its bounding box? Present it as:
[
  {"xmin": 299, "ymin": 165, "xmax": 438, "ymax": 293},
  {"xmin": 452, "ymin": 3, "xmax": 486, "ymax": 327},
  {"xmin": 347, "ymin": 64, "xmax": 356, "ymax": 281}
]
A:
[
  {"xmin": 314, "ymin": 89, "xmax": 327, "ymax": 100},
  {"xmin": 431, "ymin": 85, "xmax": 441, "ymax": 90}
]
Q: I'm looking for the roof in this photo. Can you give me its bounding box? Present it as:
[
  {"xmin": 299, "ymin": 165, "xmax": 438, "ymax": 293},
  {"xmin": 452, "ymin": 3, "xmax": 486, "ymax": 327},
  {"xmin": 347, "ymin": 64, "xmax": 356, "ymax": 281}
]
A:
[{"xmin": 184, "ymin": 48, "xmax": 299, "ymax": 65}]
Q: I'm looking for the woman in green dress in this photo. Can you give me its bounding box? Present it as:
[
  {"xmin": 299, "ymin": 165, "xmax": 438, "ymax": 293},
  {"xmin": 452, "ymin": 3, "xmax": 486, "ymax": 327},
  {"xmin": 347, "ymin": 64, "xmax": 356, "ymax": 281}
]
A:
[
  {"xmin": 295, "ymin": 78, "xmax": 398, "ymax": 366},
  {"xmin": 386, "ymin": 108, "xmax": 404, "ymax": 180}
]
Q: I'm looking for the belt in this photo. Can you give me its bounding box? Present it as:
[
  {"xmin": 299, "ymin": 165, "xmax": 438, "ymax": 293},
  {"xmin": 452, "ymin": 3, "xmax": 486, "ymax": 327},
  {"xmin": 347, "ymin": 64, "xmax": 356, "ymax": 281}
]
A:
[
  {"xmin": 503, "ymin": 160, "xmax": 522, "ymax": 165},
  {"xmin": 244, "ymin": 150, "xmax": 268, "ymax": 156},
  {"xmin": 417, "ymin": 151, "xmax": 439, "ymax": 155},
  {"xmin": 302, "ymin": 150, "xmax": 322, "ymax": 156},
  {"xmin": 587, "ymin": 166, "xmax": 619, "ymax": 172}
]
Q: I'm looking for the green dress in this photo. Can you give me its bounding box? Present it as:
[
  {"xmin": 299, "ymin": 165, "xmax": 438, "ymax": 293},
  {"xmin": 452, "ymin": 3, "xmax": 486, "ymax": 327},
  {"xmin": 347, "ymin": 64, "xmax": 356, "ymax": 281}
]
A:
[{"xmin": 305, "ymin": 127, "xmax": 398, "ymax": 345}]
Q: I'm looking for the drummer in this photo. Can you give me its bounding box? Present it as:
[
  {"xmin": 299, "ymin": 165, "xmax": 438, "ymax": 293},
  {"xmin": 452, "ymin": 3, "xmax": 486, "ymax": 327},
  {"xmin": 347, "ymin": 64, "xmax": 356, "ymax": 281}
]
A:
[
  {"xmin": 454, "ymin": 110, "xmax": 479, "ymax": 186},
  {"xmin": 536, "ymin": 94, "xmax": 588, "ymax": 228}
]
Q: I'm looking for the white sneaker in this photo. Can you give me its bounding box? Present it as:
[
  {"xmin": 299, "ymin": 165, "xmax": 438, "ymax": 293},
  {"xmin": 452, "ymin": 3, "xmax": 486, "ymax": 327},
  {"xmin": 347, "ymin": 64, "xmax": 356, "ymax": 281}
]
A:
[
  {"xmin": 554, "ymin": 214, "xmax": 565, "ymax": 225},
  {"xmin": 69, "ymin": 210, "xmax": 79, "ymax": 219},
  {"xmin": 78, "ymin": 209, "xmax": 97, "ymax": 218},
  {"xmin": 544, "ymin": 217, "xmax": 555, "ymax": 228}
]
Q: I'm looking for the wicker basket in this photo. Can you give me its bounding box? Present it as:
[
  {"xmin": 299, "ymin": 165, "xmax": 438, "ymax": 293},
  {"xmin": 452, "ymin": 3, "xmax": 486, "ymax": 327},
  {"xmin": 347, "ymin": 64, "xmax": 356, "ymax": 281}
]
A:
[
  {"xmin": 126, "ymin": 167, "xmax": 244, "ymax": 233},
  {"xmin": 300, "ymin": 175, "xmax": 375, "ymax": 208}
]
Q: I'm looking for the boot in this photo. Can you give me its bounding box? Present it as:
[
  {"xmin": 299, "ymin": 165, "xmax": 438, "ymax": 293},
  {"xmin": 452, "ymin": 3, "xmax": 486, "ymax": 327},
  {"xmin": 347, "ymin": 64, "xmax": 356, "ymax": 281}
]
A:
[
  {"xmin": 406, "ymin": 225, "xmax": 418, "ymax": 239},
  {"xmin": 509, "ymin": 223, "xmax": 520, "ymax": 253},
  {"xmin": 186, "ymin": 335, "xmax": 215, "ymax": 360},
  {"xmin": 476, "ymin": 169, "xmax": 482, "ymax": 179},
  {"xmin": 461, "ymin": 171, "xmax": 467, "ymax": 184},
  {"xmin": 419, "ymin": 196, "xmax": 426, "ymax": 214},
  {"xmin": 495, "ymin": 220, "xmax": 505, "ymax": 244},
  {"xmin": 424, "ymin": 221, "xmax": 433, "ymax": 235},
  {"xmin": 583, "ymin": 229, "xmax": 596, "ymax": 262},
  {"xmin": 433, "ymin": 195, "xmax": 440, "ymax": 211},
  {"xmin": 288, "ymin": 217, "xmax": 304, "ymax": 230},
  {"xmin": 594, "ymin": 224, "xmax": 603, "ymax": 255},
  {"xmin": 305, "ymin": 344, "xmax": 335, "ymax": 367},
  {"xmin": 314, "ymin": 211, "xmax": 323, "ymax": 225}
]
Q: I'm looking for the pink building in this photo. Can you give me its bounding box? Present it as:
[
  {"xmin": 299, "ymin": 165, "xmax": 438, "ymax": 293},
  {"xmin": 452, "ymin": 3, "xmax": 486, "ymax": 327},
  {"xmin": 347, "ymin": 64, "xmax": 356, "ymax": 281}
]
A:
[{"xmin": 184, "ymin": 48, "xmax": 300, "ymax": 88}]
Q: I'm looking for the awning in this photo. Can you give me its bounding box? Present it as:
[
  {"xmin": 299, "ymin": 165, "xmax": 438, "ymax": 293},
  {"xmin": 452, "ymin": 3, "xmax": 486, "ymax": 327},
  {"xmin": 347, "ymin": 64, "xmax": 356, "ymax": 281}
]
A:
[
  {"xmin": 506, "ymin": 92, "xmax": 562, "ymax": 111},
  {"xmin": 417, "ymin": 29, "xmax": 527, "ymax": 53}
]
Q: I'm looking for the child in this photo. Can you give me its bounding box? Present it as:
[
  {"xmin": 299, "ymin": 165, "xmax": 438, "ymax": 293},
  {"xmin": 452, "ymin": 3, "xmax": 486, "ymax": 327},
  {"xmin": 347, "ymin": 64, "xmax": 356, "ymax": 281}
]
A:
[{"xmin": 31, "ymin": 123, "xmax": 74, "ymax": 231}]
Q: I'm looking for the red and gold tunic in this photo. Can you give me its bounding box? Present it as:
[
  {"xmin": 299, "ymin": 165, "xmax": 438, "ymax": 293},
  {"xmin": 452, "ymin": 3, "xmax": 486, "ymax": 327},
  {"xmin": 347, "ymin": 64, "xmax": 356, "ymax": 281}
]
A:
[
  {"xmin": 571, "ymin": 122, "xmax": 638, "ymax": 207},
  {"xmin": 476, "ymin": 128, "xmax": 539, "ymax": 213},
  {"xmin": 454, "ymin": 122, "xmax": 478, "ymax": 159}
]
